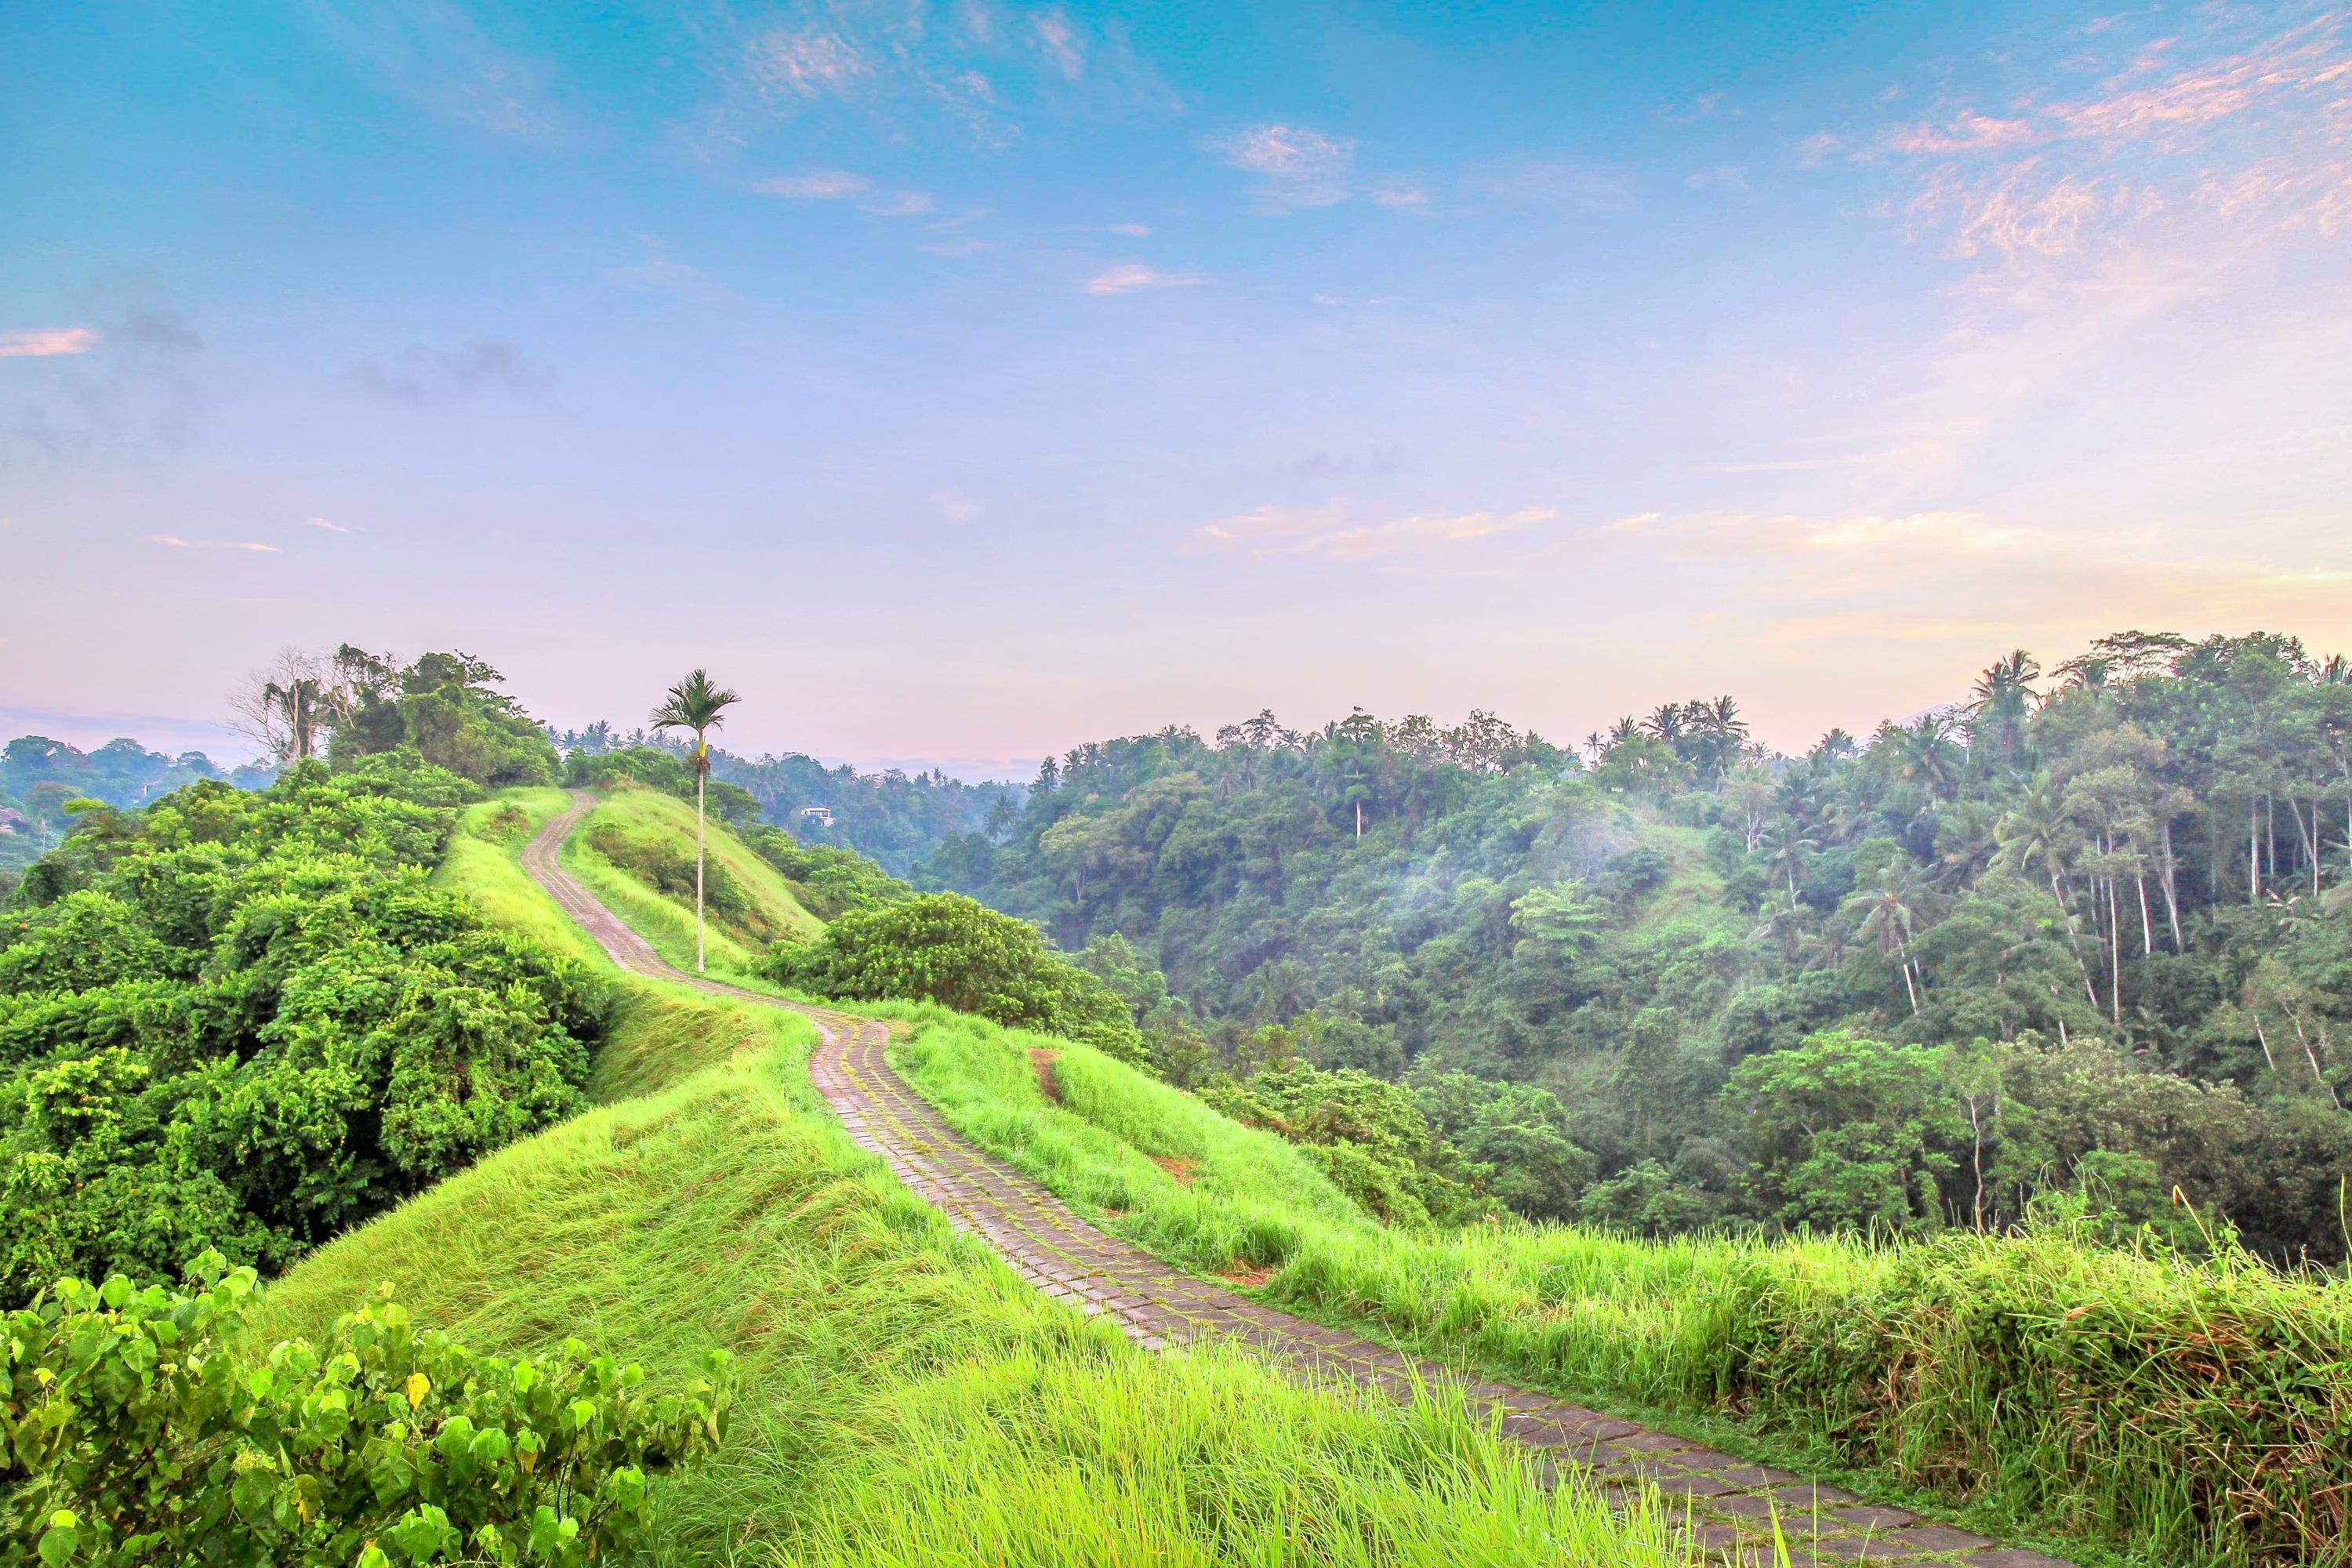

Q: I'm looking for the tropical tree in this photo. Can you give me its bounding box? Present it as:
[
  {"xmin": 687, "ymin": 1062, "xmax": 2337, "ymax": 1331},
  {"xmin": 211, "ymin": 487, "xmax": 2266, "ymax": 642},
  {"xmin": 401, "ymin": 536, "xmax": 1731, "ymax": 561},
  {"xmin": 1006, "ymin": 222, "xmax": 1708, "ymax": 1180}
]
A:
[{"xmin": 651, "ymin": 668, "xmax": 742, "ymax": 973}]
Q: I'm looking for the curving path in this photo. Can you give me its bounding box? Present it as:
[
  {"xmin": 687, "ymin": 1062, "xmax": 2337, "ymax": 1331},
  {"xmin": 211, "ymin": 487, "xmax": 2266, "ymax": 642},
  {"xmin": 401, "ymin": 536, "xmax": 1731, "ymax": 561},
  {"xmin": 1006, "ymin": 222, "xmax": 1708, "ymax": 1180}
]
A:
[{"xmin": 523, "ymin": 793, "xmax": 2071, "ymax": 1568}]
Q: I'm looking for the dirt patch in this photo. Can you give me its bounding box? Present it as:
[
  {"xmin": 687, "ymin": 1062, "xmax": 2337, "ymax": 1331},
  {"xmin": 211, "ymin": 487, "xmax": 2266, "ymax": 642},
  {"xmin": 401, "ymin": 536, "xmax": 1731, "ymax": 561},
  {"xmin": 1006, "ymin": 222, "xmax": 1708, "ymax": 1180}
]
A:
[
  {"xmin": 1029, "ymin": 1047, "xmax": 1063, "ymax": 1104},
  {"xmin": 1220, "ymin": 1260, "xmax": 1276, "ymax": 1288},
  {"xmin": 1152, "ymin": 1154, "xmax": 1198, "ymax": 1185}
]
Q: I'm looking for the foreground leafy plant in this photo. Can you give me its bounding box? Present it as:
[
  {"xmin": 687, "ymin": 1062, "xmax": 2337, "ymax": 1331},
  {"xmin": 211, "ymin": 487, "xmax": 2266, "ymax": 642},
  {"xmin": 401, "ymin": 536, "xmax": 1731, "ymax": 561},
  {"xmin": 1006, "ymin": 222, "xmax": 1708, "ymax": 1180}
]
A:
[{"xmin": 1, "ymin": 1253, "xmax": 731, "ymax": 1566}]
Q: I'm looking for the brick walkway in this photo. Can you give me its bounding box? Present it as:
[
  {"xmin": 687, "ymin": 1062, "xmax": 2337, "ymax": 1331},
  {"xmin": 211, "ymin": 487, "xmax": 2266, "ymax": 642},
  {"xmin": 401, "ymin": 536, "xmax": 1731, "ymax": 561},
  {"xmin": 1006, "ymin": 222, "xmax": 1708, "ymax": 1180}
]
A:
[{"xmin": 524, "ymin": 794, "xmax": 2073, "ymax": 1568}]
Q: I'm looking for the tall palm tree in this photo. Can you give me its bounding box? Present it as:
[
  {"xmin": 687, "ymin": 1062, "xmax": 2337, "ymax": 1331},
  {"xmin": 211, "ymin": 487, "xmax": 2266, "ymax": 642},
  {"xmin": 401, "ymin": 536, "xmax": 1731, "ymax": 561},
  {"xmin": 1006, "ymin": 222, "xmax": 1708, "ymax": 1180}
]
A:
[{"xmin": 651, "ymin": 668, "xmax": 742, "ymax": 974}]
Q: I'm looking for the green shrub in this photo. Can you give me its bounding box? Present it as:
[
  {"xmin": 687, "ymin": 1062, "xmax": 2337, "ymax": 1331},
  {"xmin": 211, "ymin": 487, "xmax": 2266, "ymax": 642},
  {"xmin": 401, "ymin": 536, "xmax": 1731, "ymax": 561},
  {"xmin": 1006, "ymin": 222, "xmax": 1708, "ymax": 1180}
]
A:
[
  {"xmin": 0, "ymin": 764, "xmax": 602, "ymax": 1303},
  {"xmin": 0, "ymin": 1252, "xmax": 731, "ymax": 1567},
  {"xmin": 763, "ymin": 893, "xmax": 1145, "ymax": 1062},
  {"xmin": 1204, "ymin": 1063, "xmax": 1471, "ymax": 1224}
]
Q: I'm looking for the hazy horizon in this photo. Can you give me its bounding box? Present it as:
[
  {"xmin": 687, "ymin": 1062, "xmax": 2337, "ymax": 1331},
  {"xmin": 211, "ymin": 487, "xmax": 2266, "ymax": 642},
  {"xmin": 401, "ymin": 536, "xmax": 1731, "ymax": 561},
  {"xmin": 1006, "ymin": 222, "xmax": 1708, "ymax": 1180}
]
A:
[{"xmin": 7, "ymin": 2, "xmax": 2348, "ymax": 768}]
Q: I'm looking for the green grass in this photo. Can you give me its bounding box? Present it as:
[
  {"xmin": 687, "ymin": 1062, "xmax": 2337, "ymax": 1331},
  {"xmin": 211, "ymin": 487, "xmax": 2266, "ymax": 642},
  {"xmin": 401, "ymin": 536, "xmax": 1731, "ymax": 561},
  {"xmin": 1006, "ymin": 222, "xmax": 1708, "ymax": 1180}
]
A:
[
  {"xmin": 561, "ymin": 786, "xmax": 821, "ymax": 975},
  {"xmin": 437, "ymin": 787, "xmax": 602, "ymax": 964},
  {"xmin": 252, "ymin": 990, "xmax": 1708, "ymax": 1566},
  {"xmin": 891, "ymin": 1009, "xmax": 2352, "ymax": 1568},
  {"xmin": 263, "ymin": 784, "xmax": 1715, "ymax": 1566}
]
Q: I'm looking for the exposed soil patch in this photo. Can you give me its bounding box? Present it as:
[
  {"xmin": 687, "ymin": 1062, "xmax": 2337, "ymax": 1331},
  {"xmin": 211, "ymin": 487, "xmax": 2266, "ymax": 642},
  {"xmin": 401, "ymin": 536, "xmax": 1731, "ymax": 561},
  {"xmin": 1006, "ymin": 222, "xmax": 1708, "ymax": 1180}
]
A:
[
  {"xmin": 1029, "ymin": 1047, "xmax": 1063, "ymax": 1104},
  {"xmin": 1220, "ymin": 1261, "xmax": 1276, "ymax": 1288},
  {"xmin": 1152, "ymin": 1154, "xmax": 1198, "ymax": 1185}
]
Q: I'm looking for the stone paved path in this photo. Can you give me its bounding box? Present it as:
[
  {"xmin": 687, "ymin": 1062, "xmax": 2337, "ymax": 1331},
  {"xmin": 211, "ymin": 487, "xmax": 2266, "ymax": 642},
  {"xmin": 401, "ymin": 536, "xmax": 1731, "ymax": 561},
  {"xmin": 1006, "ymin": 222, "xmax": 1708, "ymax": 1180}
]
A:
[{"xmin": 524, "ymin": 793, "xmax": 2074, "ymax": 1568}]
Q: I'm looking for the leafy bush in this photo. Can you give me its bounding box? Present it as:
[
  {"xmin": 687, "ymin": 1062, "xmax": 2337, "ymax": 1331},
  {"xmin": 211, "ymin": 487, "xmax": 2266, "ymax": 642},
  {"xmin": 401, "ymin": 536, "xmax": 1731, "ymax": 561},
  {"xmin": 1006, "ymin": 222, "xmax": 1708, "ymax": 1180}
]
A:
[
  {"xmin": 1203, "ymin": 1063, "xmax": 1469, "ymax": 1224},
  {"xmin": 1, "ymin": 1253, "xmax": 731, "ymax": 1566},
  {"xmin": 0, "ymin": 763, "xmax": 602, "ymax": 1303},
  {"xmin": 760, "ymin": 893, "xmax": 1145, "ymax": 1062}
]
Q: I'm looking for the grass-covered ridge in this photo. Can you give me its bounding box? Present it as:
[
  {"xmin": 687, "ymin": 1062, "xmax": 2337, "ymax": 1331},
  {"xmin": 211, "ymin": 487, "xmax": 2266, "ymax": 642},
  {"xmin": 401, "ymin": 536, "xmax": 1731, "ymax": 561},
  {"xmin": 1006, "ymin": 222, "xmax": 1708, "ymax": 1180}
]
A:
[
  {"xmin": 560, "ymin": 784, "xmax": 823, "ymax": 971},
  {"xmin": 256, "ymin": 804, "xmax": 1708, "ymax": 1567},
  {"xmin": 894, "ymin": 1007, "xmax": 2352, "ymax": 1568}
]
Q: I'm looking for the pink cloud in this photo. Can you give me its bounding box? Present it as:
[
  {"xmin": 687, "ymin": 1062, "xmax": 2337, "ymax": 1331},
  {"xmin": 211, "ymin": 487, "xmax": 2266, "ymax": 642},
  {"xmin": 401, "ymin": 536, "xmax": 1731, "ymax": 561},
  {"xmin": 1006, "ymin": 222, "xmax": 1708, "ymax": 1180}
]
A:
[
  {"xmin": 147, "ymin": 534, "xmax": 281, "ymax": 553},
  {"xmin": 1196, "ymin": 503, "xmax": 1557, "ymax": 561},
  {"xmin": 1083, "ymin": 263, "xmax": 1203, "ymax": 295},
  {"xmin": 1883, "ymin": 112, "xmax": 2034, "ymax": 155},
  {"xmin": 0, "ymin": 327, "xmax": 99, "ymax": 358}
]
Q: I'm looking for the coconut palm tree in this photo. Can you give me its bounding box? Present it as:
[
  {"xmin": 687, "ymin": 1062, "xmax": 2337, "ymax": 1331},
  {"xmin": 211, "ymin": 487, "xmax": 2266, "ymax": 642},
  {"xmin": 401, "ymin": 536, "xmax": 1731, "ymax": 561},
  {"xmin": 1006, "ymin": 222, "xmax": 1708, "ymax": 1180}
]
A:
[
  {"xmin": 1848, "ymin": 865, "xmax": 1933, "ymax": 1014},
  {"xmin": 650, "ymin": 668, "xmax": 742, "ymax": 974}
]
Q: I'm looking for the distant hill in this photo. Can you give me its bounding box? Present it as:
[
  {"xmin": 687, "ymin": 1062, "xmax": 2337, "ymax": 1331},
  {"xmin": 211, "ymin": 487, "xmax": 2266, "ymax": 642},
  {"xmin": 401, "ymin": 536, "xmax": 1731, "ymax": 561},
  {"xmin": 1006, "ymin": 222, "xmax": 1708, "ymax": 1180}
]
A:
[{"xmin": 0, "ymin": 735, "xmax": 272, "ymax": 871}]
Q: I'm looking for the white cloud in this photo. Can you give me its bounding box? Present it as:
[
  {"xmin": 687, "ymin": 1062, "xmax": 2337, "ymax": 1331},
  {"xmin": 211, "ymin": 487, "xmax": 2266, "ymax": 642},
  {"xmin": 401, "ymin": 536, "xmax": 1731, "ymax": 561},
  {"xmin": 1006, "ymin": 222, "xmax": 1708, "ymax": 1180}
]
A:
[
  {"xmin": 605, "ymin": 238, "xmax": 731, "ymax": 303},
  {"xmin": 0, "ymin": 328, "xmax": 99, "ymax": 358},
  {"xmin": 146, "ymin": 534, "xmax": 281, "ymax": 553},
  {"xmin": 862, "ymin": 190, "xmax": 935, "ymax": 217},
  {"xmin": 1107, "ymin": 222, "xmax": 1152, "ymax": 237},
  {"xmin": 757, "ymin": 170, "xmax": 870, "ymax": 199},
  {"xmin": 1084, "ymin": 263, "xmax": 1204, "ymax": 295},
  {"xmin": 307, "ymin": 517, "xmax": 356, "ymax": 533},
  {"xmin": 1196, "ymin": 503, "xmax": 1558, "ymax": 561},
  {"xmin": 1035, "ymin": 13, "xmax": 1083, "ymax": 79},
  {"xmin": 1207, "ymin": 123, "xmax": 1359, "ymax": 209},
  {"xmin": 746, "ymin": 29, "xmax": 870, "ymax": 100},
  {"xmin": 1213, "ymin": 123, "xmax": 1354, "ymax": 180}
]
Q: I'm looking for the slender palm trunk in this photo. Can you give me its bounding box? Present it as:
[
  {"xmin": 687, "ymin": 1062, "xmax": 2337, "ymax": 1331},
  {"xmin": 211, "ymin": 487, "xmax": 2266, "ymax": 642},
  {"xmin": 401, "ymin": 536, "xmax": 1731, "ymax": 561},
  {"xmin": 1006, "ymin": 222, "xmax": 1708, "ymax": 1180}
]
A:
[
  {"xmin": 695, "ymin": 757, "xmax": 708, "ymax": 974},
  {"xmin": 2108, "ymin": 874, "xmax": 2122, "ymax": 1023},
  {"xmin": 2160, "ymin": 820, "xmax": 2183, "ymax": 949}
]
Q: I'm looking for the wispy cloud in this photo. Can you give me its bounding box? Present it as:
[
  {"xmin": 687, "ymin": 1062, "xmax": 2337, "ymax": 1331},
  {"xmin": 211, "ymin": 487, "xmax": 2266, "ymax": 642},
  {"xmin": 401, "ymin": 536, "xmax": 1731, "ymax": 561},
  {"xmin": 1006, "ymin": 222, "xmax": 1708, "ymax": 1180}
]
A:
[
  {"xmin": 307, "ymin": 1, "xmax": 568, "ymax": 142},
  {"xmin": 1084, "ymin": 263, "xmax": 1203, "ymax": 295},
  {"xmin": 756, "ymin": 170, "xmax": 931, "ymax": 217},
  {"xmin": 0, "ymin": 327, "xmax": 100, "ymax": 358},
  {"xmin": 862, "ymin": 189, "xmax": 935, "ymax": 217},
  {"xmin": 1468, "ymin": 158, "xmax": 1632, "ymax": 209},
  {"xmin": 745, "ymin": 28, "xmax": 871, "ymax": 101},
  {"xmin": 757, "ymin": 169, "xmax": 870, "ymax": 199},
  {"xmin": 1034, "ymin": 12, "xmax": 1083, "ymax": 80},
  {"xmin": 1882, "ymin": 112, "xmax": 2034, "ymax": 156},
  {"xmin": 2, "ymin": 285, "xmax": 203, "ymax": 460},
  {"xmin": 605, "ymin": 238, "xmax": 731, "ymax": 304},
  {"xmin": 307, "ymin": 517, "xmax": 357, "ymax": 533},
  {"xmin": 146, "ymin": 534, "xmax": 280, "ymax": 553},
  {"xmin": 1878, "ymin": 12, "xmax": 2352, "ymax": 260},
  {"xmin": 695, "ymin": 5, "xmax": 1177, "ymax": 153},
  {"xmin": 1207, "ymin": 122, "xmax": 1359, "ymax": 210},
  {"xmin": 345, "ymin": 336, "xmax": 550, "ymax": 401},
  {"xmin": 1196, "ymin": 503, "xmax": 1558, "ymax": 562}
]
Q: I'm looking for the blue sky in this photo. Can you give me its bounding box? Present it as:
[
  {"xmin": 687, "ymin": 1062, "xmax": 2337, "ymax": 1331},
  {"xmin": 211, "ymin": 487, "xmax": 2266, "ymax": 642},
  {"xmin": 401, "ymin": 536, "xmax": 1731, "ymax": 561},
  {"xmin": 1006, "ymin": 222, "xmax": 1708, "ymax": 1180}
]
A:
[{"xmin": 4, "ymin": 1, "xmax": 2347, "ymax": 775}]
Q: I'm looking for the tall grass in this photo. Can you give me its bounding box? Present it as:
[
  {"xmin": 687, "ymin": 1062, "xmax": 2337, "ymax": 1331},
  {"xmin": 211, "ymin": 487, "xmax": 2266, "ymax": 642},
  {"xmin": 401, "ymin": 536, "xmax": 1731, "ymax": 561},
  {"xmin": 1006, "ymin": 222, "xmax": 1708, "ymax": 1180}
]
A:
[
  {"xmin": 252, "ymin": 1010, "xmax": 1708, "ymax": 1566},
  {"xmin": 306, "ymin": 787, "xmax": 1713, "ymax": 1566},
  {"xmin": 436, "ymin": 788, "xmax": 603, "ymax": 964},
  {"xmin": 895, "ymin": 1010, "xmax": 2352, "ymax": 1568},
  {"xmin": 562, "ymin": 787, "xmax": 821, "ymax": 971}
]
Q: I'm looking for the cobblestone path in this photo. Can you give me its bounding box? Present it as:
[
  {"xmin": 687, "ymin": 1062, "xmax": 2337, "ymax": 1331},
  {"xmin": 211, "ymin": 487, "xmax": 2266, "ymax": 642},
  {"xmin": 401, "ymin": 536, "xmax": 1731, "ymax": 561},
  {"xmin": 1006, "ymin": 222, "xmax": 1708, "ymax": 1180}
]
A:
[{"xmin": 524, "ymin": 793, "xmax": 2073, "ymax": 1568}]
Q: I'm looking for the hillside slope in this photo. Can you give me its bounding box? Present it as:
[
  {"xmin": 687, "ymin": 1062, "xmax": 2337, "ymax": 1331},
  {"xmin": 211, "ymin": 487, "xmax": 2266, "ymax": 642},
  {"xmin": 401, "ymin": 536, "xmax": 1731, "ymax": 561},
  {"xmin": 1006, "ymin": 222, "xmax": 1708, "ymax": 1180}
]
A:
[
  {"xmin": 257, "ymin": 786, "xmax": 1700, "ymax": 1566},
  {"xmin": 561, "ymin": 783, "xmax": 823, "ymax": 973}
]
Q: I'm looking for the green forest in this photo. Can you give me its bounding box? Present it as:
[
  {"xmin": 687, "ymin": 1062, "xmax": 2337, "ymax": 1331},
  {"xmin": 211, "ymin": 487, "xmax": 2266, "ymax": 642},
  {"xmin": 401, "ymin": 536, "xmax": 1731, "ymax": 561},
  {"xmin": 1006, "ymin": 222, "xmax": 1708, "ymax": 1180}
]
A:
[
  {"xmin": 7, "ymin": 633, "xmax": 2352, "ymax": 1567},
  {"xmin": 920, "ymin": 630, "xmax": 2352, "ymax": 1261}
]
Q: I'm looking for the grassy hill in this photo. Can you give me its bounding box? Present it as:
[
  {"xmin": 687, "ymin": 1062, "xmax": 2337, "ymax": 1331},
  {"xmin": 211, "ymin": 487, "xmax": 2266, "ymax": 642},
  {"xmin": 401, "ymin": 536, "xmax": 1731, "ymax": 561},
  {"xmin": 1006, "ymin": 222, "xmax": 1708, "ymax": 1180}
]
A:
[
  {"xmin": 560, "ymin": 784, "xmax": 825, "ymax": 974},
  {"xmin": 882, "ymin": 1003, "xmax": 2352, "ymax": 1568},
  {"xmin": 310, "ymin": 783, "xmax": 2352, "ymax": 1567},
  {"xmin": 252, "ymin": 786, "xmax": 1705, "ymax": 1566}
]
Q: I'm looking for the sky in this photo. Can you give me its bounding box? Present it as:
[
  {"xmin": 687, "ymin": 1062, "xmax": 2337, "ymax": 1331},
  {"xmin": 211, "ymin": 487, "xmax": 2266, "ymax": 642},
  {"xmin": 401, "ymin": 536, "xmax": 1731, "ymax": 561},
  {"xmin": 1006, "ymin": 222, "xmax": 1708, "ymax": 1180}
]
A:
[{"xmin": 3, "ymin": 1, "xmax": 2349, "ymax": 778}]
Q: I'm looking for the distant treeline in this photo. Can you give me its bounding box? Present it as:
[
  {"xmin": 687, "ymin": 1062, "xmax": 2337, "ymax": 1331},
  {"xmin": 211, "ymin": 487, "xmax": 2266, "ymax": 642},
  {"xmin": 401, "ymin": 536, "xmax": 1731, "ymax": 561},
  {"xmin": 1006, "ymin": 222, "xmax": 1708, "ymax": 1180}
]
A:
[
  {"xmin": 919, "ymin": 631, "xmax": 2352, "ymax": 1262},
  {"xmin": 554, "ymin": 720, "xmax": 1017, "ymax": 876},
  {"xmin": 0, "ymin": 737, "xmax": 274, "ymax": 878}
]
